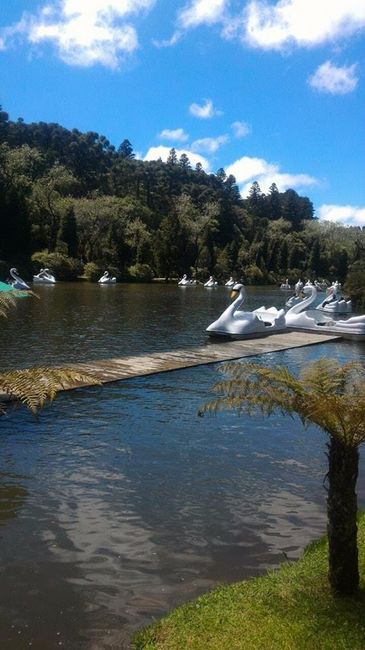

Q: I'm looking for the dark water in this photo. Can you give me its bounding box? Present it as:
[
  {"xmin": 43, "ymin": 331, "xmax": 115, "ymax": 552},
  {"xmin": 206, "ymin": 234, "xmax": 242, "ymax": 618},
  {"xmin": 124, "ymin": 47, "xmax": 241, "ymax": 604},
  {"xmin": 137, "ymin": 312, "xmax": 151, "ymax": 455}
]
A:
[{"xmin": 0, "ymin": 283, "xmax": 364, "ymax": 649}]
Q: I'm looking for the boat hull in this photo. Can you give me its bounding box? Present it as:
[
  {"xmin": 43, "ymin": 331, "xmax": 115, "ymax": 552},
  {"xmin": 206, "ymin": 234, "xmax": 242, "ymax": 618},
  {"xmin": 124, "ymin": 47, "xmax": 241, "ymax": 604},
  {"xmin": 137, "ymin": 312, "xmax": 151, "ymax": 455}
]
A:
[{"xmin": 286, "ymin": 325, "xmax": 365, "ymax": 341}]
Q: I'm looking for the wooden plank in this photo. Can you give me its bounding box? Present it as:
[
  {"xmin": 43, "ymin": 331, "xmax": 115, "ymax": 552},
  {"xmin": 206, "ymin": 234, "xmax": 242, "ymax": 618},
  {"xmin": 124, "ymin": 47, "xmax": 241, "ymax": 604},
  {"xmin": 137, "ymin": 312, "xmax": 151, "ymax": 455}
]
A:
[{"xmin": 55, "ymin": 331, "xmax": 340, "ymax": 392}]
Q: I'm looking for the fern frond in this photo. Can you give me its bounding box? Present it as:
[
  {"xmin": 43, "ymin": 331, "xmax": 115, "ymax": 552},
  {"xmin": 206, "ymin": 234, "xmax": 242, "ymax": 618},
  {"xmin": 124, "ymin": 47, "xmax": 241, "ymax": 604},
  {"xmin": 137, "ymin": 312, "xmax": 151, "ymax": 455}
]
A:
[
  {"xmin": 0, "ymin": 289, "xmax": 38, "ymax": 317},
  {"xmin": 0, "ymin": 367, "xmax": 101, "ymax": 414},
  {"xmin": 201, "ymin": 358, "xmax": 365, "ymax": 448},
  {"xmin": 0, "ymin": 292, "xmax": 17, "ymax": 317}
]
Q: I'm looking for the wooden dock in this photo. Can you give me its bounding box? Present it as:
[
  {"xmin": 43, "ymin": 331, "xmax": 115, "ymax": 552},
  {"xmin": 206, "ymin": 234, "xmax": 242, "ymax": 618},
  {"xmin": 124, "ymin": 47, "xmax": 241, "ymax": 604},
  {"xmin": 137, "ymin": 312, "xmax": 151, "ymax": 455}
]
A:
[{"xmin": 61, "ymin": 331, "xmax": 340, "ymax": 392}]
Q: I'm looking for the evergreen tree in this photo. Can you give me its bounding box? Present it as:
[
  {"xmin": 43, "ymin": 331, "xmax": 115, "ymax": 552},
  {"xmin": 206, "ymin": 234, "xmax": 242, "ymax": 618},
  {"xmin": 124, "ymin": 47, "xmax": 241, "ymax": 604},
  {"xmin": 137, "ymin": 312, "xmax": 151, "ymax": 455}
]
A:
[
  {"xmin": 308, "ymin": 238, "xmax": 322, "ymax": 274},
  {"xmin": 57, "ymin": 204, "xmax": 79, "ymax": 257},
  {"xmin": 266, "ymin": 183, "xmax": 281, "ymax": 220},
  {"xmin": 178, "ymin": 153, "xmax": 191, "ymax": 170},
  {"xmin": 118, "ymin": 139, "xmax": 134, "ymax": 159},
  {"xmin": 247, "ymin": 181, "xmax": 265, "ymax": 218},
  {"xmin": 167, "ymin": 148, "xmax": 178, "ymax": 165}
]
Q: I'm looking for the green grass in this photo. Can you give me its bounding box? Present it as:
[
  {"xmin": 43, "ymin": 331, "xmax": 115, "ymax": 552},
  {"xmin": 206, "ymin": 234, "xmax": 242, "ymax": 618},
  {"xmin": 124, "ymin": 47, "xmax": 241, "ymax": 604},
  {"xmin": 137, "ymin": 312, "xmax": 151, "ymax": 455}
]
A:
[{"xmin": 132, "ymin": 513, "xmax": 365, "ymax": 650}]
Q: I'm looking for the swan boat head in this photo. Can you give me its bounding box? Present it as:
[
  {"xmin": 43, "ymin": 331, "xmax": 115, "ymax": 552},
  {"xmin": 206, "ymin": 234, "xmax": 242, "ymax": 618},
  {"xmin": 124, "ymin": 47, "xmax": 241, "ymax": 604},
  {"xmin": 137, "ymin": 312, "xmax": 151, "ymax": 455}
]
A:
[{"xmin": 285, "ymin": 283, "xmax": 318, "ymax": 323}]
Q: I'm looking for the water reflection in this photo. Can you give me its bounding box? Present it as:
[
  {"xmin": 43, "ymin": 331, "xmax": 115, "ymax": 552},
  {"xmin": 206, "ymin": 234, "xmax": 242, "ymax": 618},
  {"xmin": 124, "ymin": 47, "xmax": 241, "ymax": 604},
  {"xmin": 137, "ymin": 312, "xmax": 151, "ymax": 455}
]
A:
[
  {"xmin": 0, "ymin": 286, "xmax": 365, "ymax": 648},
  {"xmin": 0, "ymin": 474, "xmax": 27, "ymax": 525}
]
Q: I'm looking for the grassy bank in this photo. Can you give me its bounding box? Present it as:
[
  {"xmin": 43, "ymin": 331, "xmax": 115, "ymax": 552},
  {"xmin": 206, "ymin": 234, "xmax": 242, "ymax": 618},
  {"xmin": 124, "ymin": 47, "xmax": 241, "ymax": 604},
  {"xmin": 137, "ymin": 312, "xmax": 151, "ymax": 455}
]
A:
[{"xmin": 132, "ymin": 513, "xmax": 365, "ymax": 650}]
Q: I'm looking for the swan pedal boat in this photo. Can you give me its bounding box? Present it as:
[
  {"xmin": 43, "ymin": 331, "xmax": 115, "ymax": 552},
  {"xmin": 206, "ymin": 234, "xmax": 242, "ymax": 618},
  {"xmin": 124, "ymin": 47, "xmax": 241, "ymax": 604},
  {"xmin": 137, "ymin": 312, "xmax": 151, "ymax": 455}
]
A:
[
  {"xmin": 286, "ymin": 284, "xmax": 351, "ymax": 314},
  {"xmin": 225, "ymin": 277, "xmax": 235, "ymax": 287},
  {"xmin": 33, "ymin": 268, "xmax": 56, "ymax": 284},
  {"xmin": 285, "ymin": 285, "xmax": 365, "ymax": 340},
  {"xmin": 280, "ymin": 282, "xmax": 291, "ymax": 290},
  {"xmin": 204, "ymin": 276, "xmax": 218, "ymax": 287},
  {"xmin": 98, "ymin": 271, "xmax": 116, "ymax": 284},
  {"xmin": 315, "ymin": 285, "xmax": 352, "ymax": 314},
  {"xmin": 9, "ymin": 268, "xmax": 30, "ymax": 290},
  {"xmin": 178, "ymin": 274, "xmax": 197, "ymax": 286},
  {"xmin": 206, "ymin": 283, "xmax": 286, "ymax": 339}
]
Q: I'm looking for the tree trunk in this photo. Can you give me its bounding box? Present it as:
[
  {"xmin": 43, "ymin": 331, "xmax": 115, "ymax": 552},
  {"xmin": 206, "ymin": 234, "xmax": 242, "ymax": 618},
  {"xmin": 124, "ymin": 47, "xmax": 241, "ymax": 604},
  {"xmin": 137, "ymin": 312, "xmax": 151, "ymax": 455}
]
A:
[{"xmin": 327, "ymin": 436, "xmax": 359, "ymax": 595}]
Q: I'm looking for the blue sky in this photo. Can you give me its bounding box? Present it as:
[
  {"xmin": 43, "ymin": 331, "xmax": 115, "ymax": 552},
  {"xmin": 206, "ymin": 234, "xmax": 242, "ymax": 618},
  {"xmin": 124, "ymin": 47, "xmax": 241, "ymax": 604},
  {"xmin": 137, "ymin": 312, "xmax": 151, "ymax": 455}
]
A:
[{"xmin": 1, "ymin": 0, "xmax": 364, "ymax": 226}]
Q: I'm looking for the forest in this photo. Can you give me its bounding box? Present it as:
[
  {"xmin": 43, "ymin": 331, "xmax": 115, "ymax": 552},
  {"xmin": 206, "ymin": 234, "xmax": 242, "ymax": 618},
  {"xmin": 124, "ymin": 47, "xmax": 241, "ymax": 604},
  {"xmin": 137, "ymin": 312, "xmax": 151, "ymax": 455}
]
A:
[{"xmin": 0, "ymin": 106, "xmax": 364, "ymax": 301}]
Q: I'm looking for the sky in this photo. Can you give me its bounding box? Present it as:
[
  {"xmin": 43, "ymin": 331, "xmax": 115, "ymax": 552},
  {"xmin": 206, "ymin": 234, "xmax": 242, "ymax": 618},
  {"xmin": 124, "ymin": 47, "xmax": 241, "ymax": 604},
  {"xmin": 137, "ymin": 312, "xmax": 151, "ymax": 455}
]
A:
[{"xmin": 1, "ymin": 0, "xmax": 365, "ymax": 226}]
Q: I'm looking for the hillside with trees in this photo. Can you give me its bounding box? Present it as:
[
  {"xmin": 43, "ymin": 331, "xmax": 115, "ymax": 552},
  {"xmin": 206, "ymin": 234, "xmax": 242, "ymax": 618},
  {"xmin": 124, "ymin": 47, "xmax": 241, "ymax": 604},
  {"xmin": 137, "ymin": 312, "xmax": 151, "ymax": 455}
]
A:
[{"xmin": 1, "ymin": 107, "xmax": 364, "ymax": 298}]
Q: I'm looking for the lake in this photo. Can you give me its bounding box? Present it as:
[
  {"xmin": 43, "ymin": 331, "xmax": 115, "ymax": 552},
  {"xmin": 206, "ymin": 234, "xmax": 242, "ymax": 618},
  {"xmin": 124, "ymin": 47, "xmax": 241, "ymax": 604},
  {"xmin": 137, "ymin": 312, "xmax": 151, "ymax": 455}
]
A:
[{"xmin": 0, "ymin": 283, "xmax": 364, "ymax": 649}]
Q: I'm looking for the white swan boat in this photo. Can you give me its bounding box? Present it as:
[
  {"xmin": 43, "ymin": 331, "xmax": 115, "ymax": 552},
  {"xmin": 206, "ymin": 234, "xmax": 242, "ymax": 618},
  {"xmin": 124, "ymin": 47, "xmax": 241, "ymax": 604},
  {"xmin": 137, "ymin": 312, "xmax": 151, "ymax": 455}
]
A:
[
  {"xmin": 33, "ymin": 268, "xmax": 56, "ymax": 284},
  {"xmin": 315, "ymin": 283, "xmax": 351, "ymax": 314},
  {"xmin": 178, "ymin": 274, "xmax": 197, "ymax": 286},
  {"xmin": 206, "ymin": 283, "xmax": 286, "ymax": 338},
  {"xmin": 9, "ymin": 268, "xmax": 30, "ymax": 290},
  {"xmin": 204, "ymin": 276, "xmax": 218, "ymax": 287},
  {"xmin": 225, "ymin": 277, "xmax": 235, "ymax": 287},
  {"xmin": 280, "ymin": 279, "xmax": 291, "ymax": 290},
  {"xmin": 285, "ymin": 284, "xmax": 365, "ymax": 340},
  {"xmin": 314, "ymin": 280, "xmax": 327, "ymax": 292},
  {"xmin": 98, "ymin": 271, "xmax": 116, "ymax": 284}
]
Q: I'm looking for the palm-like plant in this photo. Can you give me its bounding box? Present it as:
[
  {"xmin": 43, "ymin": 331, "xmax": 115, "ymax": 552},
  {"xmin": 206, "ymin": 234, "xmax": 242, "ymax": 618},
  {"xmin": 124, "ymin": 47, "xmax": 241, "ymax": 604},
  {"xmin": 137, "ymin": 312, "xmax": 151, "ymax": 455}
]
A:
[{"xmin": 201, "ymin": 358, "xmax": 365, "ymax": 596}]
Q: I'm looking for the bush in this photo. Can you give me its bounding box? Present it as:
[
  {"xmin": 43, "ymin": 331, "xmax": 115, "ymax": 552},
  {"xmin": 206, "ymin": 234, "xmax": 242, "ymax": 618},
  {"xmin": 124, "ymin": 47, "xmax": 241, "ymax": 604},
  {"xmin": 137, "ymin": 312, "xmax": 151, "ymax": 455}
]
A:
[
  {"xmin": 83, "ymin": 262, "xmax": 102, "ymax": 282},
  {"xmin": 31, "ymin": 252, "xmax": 82, "ymax": 281},
  {"xmin": 127, "ymin": 263, "xmax": 154, "ymax": 282},
  {"xmin": 242, "ymin": 264, "xmax": 264, "ymax": 285}
]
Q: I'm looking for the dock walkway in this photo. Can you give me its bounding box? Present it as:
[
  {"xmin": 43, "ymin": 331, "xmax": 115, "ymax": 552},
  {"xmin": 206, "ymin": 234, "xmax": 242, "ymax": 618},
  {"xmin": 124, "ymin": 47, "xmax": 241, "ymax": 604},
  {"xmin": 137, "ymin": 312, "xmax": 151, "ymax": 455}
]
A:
[{"xmin": 62, "ymin": 331, "xmax": 340, "ymax": 391}]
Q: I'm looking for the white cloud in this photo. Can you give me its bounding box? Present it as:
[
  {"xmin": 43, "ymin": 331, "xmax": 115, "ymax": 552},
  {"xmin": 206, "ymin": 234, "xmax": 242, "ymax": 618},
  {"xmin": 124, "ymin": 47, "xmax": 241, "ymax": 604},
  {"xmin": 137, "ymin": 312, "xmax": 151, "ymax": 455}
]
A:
[
  {"xmin": 158, "ymin": 128, "xmax": 189, "ymax": 142},
  {"xmin": 178, "ymin": 0, "xmax": 228, "ymax": 29},
  {"xmin": 144, "ymin": 145, "xmax": 210, "ymax": 171},
  {"xmin": 161, "ymin": 0, "xmax": 365, "ymax": 52},
  {"xmin": 237, "ymin": 0, "xmax": 365, "ymax": 51},
  {"xmin": 191, "ymin": 135, "xmax": 229, "ymax": 153},
  {"xmin": 152, "ymin": 0, "xmax": 228, "ymax": 47},
  {"xmin": 189, "ymin": 98, "xmax": 222, "ymax": 119},
  {"xmin": 231, "ymin": 120, "xmax": 251, "ymax": 138},
  {"xmin": 226, "ymin": 155, "xmax": 318, "ymax": 196},
  {"xmin": 152, "ymin": 31, "xmax": 181, "ymax": 48},
  {"xmin": 318, "ymin": 204, "xmax": 365, "ymax": 227},
  {"xmin": 0, "ymin": 0, "xmax": 156, "ymax": 68},
  {"xmin": 308, "ymin": 60, "xmax": 358, "ymax": 94},
  {"xmin": 226, "ymin": 156, "xmax": 276, "ymax": 182}
]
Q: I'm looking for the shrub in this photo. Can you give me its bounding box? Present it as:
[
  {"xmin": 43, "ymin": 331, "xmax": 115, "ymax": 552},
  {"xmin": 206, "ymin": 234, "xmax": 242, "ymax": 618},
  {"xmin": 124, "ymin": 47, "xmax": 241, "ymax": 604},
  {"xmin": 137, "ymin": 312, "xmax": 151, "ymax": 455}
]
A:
[
  {"xmin": 242, "ymin": 264, "xmax": 264, "ymax": 285},
  {"xmin": 127, "ymin": 263, "xmax": 154, "ymax": 282},
  {"xmin": 83, "ymin": 262, "xmax": 102, "ymax": 282},
  {"xmin": 31, "ymin": 252, "xmax": 82, "ymax": 281}
]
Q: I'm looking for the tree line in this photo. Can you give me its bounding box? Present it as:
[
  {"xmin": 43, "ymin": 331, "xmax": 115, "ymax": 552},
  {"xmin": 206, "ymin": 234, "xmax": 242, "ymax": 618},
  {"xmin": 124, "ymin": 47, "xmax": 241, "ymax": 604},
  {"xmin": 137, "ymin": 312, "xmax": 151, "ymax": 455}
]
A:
[{"xmin": 0, "ymin": 107, "xmax": 364, "ymax": 300}]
